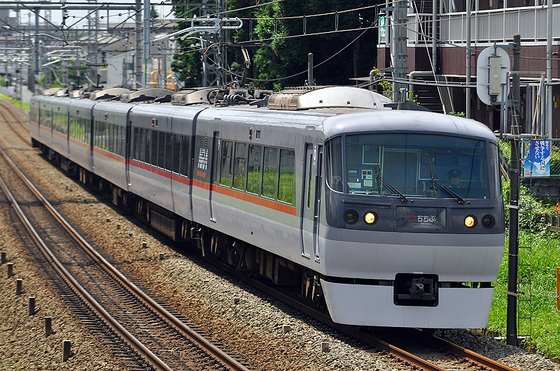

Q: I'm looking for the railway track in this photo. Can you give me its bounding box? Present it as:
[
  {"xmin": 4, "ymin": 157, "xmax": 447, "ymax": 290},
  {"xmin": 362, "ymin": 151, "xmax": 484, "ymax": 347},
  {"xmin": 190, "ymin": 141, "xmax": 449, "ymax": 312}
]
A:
[
  {"xmin": 0, "ymin": 100, "xmax": 31, "ymax": 146},
  {"xmin": 208, "ymin": 255, "xmax": 519, "ymax": 371},
  {"xmin": 0, "ymin": 101, "xmax": 527, "ymax": 370},
  {"xmin": 0, "ymin": 135, "xmax": 249, "ymax": 370}
]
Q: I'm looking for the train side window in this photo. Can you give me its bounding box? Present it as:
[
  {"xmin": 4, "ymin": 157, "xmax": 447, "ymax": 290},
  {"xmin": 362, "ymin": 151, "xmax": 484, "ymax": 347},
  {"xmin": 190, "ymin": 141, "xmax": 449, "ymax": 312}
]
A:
[
  {"xmin": 279, "ymin": 149, "xmax": 295, "ymax": 204},
  {"xmin": 180, "ymin": 135, "xmax": 190, "ymax": 176},
  {"xmin": 247, "ymin": 144, "xmax": 262, "ymax": 194},
  {"xmin": 172, "ymin": 134, "xmax": 181, "ymax": 173},
  {"xmin": 145, "ymin": 129, "xmax": 152, "ymax": 164},
  {"xmin": 219, "ymin": 140, "xmax": 233, "ymax": 186},
  {"xmin": 164, "ymin": 133, "xmax": 173, "ymax": 170},
  {"xmin": 79, "ymin": 117, "xmax": 84, "ymax": 142},
  {"xmin": 93, "ymin": 121, "xmax": 98, "ymax": 147},
  {"xmin": 233, "ymin": 142, "xmax": 247, "ymax": 190},
  {"xmin": 151, "ymin": 130, "xmax": 159, "ymax": 166},
  {"xmin": 157, "ymin": 131, "xmax": 165, "ymax": 168},
  {"xmin": 119, "ymin": 126, "xmax": 125, "ymax": 157},
  {"xmin": 117, "ymin": 125, "xmax": 122, "ymax": 156},
  {"xmin": 107, "ymin": 124, "xmax": 114, "ymax": 153},
  {"xmin": 262, "ymin": 147, "xmax": 278, "ymax": 199},
  {"xmin": 132, "ymin": 127, "xmax": 140, "ymax": 160},
  {"xmin": 84, "ymin": 117, "xmax": 89, "ymax": 143}
]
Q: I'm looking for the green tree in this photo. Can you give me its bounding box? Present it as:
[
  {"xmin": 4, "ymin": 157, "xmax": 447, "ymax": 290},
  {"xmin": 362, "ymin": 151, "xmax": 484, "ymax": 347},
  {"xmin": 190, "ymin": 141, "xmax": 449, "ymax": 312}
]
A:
[
  {"xmin": 171, "ymin": 0, "xmax": 381, "ymax": 90},
  {"xmin": 252, "ymin": 0, "xmax": 379, "ymax": 90},
  {"xmin": 170, "ymin": 1, "xmax": 203, "ymax": 87}
]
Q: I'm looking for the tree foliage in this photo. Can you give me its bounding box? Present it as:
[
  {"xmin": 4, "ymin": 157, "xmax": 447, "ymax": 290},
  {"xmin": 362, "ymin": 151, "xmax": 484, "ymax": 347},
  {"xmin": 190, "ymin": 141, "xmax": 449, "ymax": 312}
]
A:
[{"xmin": 171, "ymin": 0, "xmax": 381, "ymax": 90}]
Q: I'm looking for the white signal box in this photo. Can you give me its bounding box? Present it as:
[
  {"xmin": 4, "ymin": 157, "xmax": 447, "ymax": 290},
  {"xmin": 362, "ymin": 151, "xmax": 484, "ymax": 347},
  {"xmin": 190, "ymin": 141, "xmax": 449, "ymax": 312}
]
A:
[{"xmin": 477, "ymin": 46, "xmax": 511, "ymax": 106}]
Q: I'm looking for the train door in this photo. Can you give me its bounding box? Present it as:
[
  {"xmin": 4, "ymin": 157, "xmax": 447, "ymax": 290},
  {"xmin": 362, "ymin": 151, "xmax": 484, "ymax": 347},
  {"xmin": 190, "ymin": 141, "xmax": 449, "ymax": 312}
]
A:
[{"xmin": 301, "ymin": 144, "xmax": 323, "ymax": 261}]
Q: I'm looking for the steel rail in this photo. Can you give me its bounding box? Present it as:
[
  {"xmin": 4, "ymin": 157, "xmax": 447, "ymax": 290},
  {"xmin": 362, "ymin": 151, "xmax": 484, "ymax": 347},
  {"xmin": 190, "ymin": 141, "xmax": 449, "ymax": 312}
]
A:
[
  {"xmin": 0, "ymin": 139, "xmax": 249, "ymax": 371},
  {"xmin": 0, "ymin": 101, "xmax": 32, "ymax": 146},
  {"xmin": 0, "ymin": 146, "xmax": 173, "ymax": 371},
  {"xmin": 432, "ymin": 335, "xmax": 519, "ymax": 371},
  {"xmin": 212, "ymin": 259, "xmax": 448, "ymax": 371}
]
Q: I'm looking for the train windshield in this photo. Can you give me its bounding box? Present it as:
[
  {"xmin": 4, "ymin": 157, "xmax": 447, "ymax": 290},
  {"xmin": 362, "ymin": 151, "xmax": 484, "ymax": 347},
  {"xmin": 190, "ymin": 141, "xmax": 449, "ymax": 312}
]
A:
[{"xmin": 326, "ymin": 133, "xmax": 499, "ymax": 199}]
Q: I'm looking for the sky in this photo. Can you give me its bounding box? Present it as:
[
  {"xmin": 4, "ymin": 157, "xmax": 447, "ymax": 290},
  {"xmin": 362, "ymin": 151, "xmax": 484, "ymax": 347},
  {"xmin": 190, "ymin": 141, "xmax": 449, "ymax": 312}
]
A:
[{"xmin": 12, "ymin": 1, "xmax": 174, "ymax": 31}]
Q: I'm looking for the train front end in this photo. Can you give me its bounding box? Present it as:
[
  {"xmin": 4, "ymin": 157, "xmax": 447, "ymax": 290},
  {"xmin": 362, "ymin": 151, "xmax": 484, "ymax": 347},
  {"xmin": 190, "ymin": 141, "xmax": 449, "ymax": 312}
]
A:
[{"xmin": 319, "ymin": 110, "xmax": 505, "ymax": 328}]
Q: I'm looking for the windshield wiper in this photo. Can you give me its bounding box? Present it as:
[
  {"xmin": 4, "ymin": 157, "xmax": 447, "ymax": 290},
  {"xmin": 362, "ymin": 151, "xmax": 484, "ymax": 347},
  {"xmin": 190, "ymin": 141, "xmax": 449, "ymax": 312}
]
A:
[
  {"xmin": 431, "ymin": 179, "xmax": 466, "ymax": 204},
  {"xmin": 376, "ymin": 169, "xmax": 408, "ymax": 203}
]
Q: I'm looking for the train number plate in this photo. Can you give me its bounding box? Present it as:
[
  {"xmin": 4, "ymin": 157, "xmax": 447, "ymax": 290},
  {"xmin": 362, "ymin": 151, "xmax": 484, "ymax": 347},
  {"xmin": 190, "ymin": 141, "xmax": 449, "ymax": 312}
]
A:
[{"xmin": 396, "ymin": 207, "xmax": 446, "ymax": 229}]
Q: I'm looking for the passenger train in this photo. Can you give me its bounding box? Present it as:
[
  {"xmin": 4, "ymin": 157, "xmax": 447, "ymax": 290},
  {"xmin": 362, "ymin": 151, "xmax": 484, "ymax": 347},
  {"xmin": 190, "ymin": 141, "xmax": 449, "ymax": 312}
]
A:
[{"xmin": 29, "ymin": 86, "xmax": 505, "ymax": 328}]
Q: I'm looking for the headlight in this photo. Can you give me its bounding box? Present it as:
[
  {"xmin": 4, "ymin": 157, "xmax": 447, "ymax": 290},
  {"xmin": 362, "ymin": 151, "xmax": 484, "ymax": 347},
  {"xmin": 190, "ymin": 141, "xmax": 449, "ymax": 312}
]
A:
[
  {"xmin": 364, "ymin": 211, "xmax": 377, "ymax": 224},
  {"xmin": 464, "ymin": 215, "xmax": 477, "ymax": 228},
  {"xmin": 481, "ymin": 215, "xmax": 495, "ymax": 228},
  {"xmin": 344, "ymin": 210, "xmax": 358, "ymax": 224}
]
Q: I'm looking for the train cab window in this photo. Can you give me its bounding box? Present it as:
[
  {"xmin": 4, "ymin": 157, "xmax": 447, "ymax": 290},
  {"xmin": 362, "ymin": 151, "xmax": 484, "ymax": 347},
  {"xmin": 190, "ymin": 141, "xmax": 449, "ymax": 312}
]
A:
[
  {"xmin": 278, "ymin": 149, "xmax": 295, "ymax": 204},
  {"xmin": 233, "ymin": 142, "xmax": 248, "ymax": 190},
  {"xmin": 338, "ymin": 133, "xmax": 493, "ymax": 199},
  {"xmin": 262, "ymin": 147, "xmax": 278, "ymax": 199},
  {"xmin": 219, "ymin": 140, "xmax": 233, "ymax": 186},
  {"xmin": 247, "ymin": 145, "xmax": 262, "ymax": 194}
]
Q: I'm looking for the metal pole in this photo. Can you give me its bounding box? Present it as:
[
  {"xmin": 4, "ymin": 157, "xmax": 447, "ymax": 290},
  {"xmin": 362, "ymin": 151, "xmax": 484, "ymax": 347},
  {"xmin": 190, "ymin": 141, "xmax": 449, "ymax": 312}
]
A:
[
  {"xmin": 546, "ymin": 0, "xmax": 552, "ymax": 138},
  {"xmin": 392, "ymin": 0, "xmax": 408, "ymax": 102},
  {"xmin": 135, "ymin": 0, "xmax": 143, "ymax": 87},
  {"xmin": 465, "ymin": 0, "xmax": 471, "ymax": 118},
  {"xmin": 431, "ymin": 0, "xmax": 436, "ymax": 72},
  {"xmin": 143, "ymin": 0, "xmax": 150, "ymax": 87},
  {"xmin": 506, "ymin": 33, "xmax": 521, "ymax": 347},
  {"xmin": 306, "ymin": 53, "xmax": 314, "ymax": 86}
]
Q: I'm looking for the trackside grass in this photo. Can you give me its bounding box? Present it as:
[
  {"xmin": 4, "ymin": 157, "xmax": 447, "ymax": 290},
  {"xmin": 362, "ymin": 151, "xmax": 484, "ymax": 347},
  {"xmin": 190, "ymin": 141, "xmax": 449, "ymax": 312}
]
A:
[
  {"xmin": 488, "ymin": 233, "xmax": 560, "ymax": 361},
  {"xmin": 489, "ymin": 140, "xmax": 560, "ymax": 362}
]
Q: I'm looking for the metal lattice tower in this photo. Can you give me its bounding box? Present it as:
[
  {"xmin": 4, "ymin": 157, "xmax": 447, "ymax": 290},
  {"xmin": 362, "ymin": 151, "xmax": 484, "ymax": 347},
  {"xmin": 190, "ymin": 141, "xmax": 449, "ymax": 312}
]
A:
[{"xmin": 88, "ymin": 0, "xmax": 99, "ymax": 87}]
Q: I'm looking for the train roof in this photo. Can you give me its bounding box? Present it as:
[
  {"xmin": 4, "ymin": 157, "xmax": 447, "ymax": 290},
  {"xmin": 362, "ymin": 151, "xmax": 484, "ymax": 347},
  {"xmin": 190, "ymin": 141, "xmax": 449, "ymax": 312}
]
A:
[{"xmin": 323, "ymin": 109, "xmax": 498, "ymax": 142}]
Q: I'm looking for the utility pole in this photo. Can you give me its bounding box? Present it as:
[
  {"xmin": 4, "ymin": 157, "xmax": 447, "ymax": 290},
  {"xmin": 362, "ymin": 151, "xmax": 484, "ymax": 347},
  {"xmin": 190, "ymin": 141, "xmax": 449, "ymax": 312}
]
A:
[
  {"xmin": 392, "ymin": 0, "xmax": 408, "ymax": 102},
  {"xmin": 466, "ymin": 0, "xmax": 472, "ymax": 118},
  {"xmin": 546, "ymin": 0, "xmax": 552, "ymax": 138},
  {"xmin": 506, "ymin": 33, "xmax": 522, "ymax": 347},
  {"xmin": 143, "ymin": 0, "xmax": 150, "ymax": 87},
  {"xmin": 31, "ymin": 8, "xmax": 39, "ymax": 94},
  {"xmin": 135, "ymin": 0, "xmax": 143, "ymax": 88},
  {"xmin": 88, "ymin": 0, "xmax": 99, "ymax": 88}
]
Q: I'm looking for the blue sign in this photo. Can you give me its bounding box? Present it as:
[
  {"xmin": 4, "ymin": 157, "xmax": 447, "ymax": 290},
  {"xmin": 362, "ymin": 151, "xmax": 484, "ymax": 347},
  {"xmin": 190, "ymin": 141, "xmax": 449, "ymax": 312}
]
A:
[{"xmin": 523, "ymin": 140, "xmax": 550, "ymax": 177}]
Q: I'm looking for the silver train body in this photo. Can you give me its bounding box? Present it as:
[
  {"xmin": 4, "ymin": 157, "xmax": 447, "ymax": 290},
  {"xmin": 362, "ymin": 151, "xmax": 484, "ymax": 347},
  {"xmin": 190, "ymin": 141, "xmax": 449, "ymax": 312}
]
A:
[{"xmin": 29, "ymin": 87, "xmax": 505, "ymax": 328}]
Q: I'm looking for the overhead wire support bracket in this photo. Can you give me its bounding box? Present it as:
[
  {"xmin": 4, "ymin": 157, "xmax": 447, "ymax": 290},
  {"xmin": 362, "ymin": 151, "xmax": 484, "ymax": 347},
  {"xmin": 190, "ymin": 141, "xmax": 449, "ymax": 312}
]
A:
[{"xmin": 151, "ymin": 17, "xmax": 243, "ymax": 44}]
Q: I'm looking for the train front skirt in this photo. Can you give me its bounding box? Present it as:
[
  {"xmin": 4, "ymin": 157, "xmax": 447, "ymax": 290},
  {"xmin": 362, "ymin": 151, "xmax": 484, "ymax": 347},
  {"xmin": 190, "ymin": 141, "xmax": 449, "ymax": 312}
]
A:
[{"xmin": 321, "ymin": 280, "xmax": 494, "ymax": 328}]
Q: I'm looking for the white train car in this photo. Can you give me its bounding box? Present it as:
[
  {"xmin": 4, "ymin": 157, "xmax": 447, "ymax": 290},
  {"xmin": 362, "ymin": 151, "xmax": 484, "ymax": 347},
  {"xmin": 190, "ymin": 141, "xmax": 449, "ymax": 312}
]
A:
[{"xmin": 30, "ymin": 86, "xmax": 505, "ymax": 328}]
